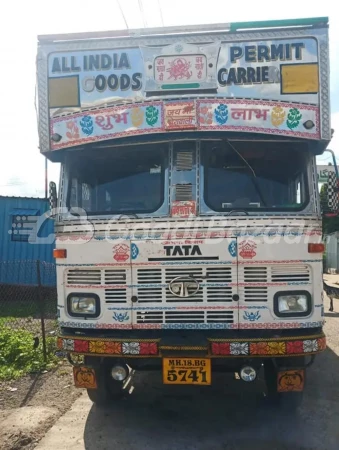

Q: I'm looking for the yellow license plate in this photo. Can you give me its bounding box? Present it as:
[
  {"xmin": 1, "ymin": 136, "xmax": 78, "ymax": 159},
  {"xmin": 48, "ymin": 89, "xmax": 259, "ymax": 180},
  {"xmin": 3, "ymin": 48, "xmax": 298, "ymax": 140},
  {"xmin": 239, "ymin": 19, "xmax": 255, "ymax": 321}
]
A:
[{"xmin": 163, "ymin": 358, "xmax": 211, "ymax": 385}]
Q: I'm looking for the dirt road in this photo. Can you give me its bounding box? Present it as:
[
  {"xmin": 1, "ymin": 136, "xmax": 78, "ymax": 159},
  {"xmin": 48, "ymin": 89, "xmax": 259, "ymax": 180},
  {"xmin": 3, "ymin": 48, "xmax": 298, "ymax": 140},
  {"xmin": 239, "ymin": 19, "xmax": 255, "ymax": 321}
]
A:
[
  {"xmin": 35, "ymin": 290, "xmax": 339, "ymax": 450},
  {"xmin": 32, "ymin": 284, "xmax": 339, "ymax": 450}
]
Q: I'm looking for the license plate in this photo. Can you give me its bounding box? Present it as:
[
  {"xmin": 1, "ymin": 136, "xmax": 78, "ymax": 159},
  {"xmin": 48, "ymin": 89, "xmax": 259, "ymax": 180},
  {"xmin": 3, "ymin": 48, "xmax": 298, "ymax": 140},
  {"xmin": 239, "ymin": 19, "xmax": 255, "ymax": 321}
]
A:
[{"xmin": 163, "ymin": 358, "xmax": 211, "ymax": 385}]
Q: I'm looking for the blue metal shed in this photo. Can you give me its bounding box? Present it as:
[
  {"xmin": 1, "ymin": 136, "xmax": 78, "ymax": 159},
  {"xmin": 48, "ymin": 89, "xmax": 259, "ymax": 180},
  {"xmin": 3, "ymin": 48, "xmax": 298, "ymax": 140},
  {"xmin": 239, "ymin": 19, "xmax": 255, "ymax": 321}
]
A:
[{"xmin": 0, "ymin": 196, "xmax": 55, "ymax": 285}]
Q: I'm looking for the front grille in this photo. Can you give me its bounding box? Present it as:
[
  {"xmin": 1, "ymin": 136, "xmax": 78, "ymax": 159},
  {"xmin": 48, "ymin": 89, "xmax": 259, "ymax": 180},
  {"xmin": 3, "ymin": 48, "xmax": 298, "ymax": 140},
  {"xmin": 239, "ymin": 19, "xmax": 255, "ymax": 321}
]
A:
[
  {"xmin": 238, "ymin": 264, "xmax": 311, "ymax": 303},
  {"xmin": 67, "ymin": 269, "xmax": 101, "ymax": 285},
  {"xmin": 175, "ymin": 184, "xmax": 193, "ymax": 201},
  {"xmin": 270, "ymin": 265, "xmax": 310, "ymax": 283},
  {"xmin": 104, "ymin": 269, "xmax": 126, "ymax": 284},
  {"xmin": 66, "ymin": 268, "xmax": 128, "ymax": 304},
  {"xmin": 176, "ymin": 151, "xmax": 193, "ymax": 171},
  {"xmin": 135, "ymin": 310, "xmax": 234, "ymax": 324},
  {"xmin": 244, "ymin": 287, "xmax": 268, "ymax": 302},
  {"xmin": 244, "ymin": 267, "xmax": 268, "ymax": 282},
  {"xmin": 136, "ymin": 266, "xmax": 234, "ymax": 304}
]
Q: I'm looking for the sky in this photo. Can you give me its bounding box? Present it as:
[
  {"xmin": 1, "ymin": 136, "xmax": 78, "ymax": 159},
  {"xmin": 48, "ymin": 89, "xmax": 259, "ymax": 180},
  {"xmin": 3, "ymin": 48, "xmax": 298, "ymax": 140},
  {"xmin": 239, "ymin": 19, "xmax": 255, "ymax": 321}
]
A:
[{"xmin": 0, "ymin": 0, "xmax": 338, "ymax": 197}]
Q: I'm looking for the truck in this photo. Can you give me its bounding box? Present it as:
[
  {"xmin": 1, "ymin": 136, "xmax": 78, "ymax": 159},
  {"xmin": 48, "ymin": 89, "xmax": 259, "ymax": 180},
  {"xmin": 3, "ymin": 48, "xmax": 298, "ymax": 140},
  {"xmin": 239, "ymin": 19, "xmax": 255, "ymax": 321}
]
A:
[{"xmin": 37, "ymin": 16, "xmax": 338, "ymax": 409}]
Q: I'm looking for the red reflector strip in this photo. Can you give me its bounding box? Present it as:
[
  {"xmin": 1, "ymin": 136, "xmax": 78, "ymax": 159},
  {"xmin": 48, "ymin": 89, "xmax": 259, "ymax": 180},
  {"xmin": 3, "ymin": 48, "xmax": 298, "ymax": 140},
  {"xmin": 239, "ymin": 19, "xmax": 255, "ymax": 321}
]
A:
[
  {"xmin": 57, "ymin": 338, "xmax": 158, "ymax": 356},
  {"xmin": 210, "ymin": 336, "xmax": 326, "ymax": 356}
]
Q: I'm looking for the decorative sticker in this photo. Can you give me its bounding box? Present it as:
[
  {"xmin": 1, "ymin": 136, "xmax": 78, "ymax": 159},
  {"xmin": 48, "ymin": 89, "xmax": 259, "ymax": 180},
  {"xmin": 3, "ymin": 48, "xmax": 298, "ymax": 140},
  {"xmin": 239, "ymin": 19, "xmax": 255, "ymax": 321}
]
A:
[
  {"xmin": 145, "ymin": 105, "xmax": 159, "ymax": 126},
  {"xmin": 79, "ymin": 115, "xmax": 94, "ymax": 136},
  {"xmin": 165, "ymin": 101, "xmax": 196, "ymax": 130},
  {"xmin": 277, "ymin": 370, "xmax": 305, "ymax": 392},
  {"xmin": 112, "ymin": 243, "xmax": 130, "ymax": 262},
  {"xmin": 238, "ymin": 240, "xmax": 257, "ymax": 259},
  {"xmin": 228, "ymin": 240, "xmax": 237, "ymax": 257},
  {"xmin": 51, "ymin": 103, "xmax": 163, "ymax": 150},
  {"xmin": 214, "ymin": 104, "xmax": 229, "ymax": 125},
  {"xmin": 113, "ymin": 312, "xmax": 130, "ymax": 322},
  {"xmin": 50, "ymin": 99, "xmax": 319, "ymax": 151},
  {"xmin": 131, "ymin": 243, "xmax": 139, "ymax": 260},
  {"xmin": 171, "ymin": 200, "xmax": 196, "ymax": 218},
  {"xmin": 197, "ymin": 99, "xmax": 319, "ymax": 139},
  {"xmin": 243, "ymin": 311, "xmax": 261, "ymax": 321}
]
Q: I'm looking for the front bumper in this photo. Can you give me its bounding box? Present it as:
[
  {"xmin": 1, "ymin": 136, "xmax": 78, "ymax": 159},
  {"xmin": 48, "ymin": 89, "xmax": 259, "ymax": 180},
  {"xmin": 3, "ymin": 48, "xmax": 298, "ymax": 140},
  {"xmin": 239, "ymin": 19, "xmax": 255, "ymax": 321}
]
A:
[{"xmin": 57, "ymin": 329, "xmax": 326, "ymax": 359}]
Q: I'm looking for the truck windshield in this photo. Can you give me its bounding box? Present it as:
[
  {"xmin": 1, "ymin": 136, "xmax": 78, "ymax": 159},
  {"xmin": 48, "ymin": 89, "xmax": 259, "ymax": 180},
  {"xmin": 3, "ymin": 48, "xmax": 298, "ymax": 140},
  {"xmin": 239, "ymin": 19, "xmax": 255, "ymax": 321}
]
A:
[
  {"xmin": 202, "ymin": 140, "xmax": 309, "ymax": 212},
  {"xmin": 68, "ymin": 144, "xmax": 166, "ymax": 215}
]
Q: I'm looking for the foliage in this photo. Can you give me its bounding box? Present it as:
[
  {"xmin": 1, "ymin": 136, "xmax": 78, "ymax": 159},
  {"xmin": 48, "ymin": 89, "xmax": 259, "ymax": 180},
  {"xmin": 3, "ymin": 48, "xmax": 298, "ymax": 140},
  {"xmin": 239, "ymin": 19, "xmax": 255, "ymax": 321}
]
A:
[{"xmin": 0, "ymin": 326, "xmax": 58, "ymax": 380}]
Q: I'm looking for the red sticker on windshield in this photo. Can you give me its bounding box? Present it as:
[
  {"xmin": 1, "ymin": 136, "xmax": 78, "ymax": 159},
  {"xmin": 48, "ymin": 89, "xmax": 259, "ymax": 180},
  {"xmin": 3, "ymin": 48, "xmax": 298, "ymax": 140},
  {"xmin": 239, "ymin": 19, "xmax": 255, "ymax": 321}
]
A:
[{"xmin": 171, "ymin": 201, "xmax": 196, "ymax": 218}]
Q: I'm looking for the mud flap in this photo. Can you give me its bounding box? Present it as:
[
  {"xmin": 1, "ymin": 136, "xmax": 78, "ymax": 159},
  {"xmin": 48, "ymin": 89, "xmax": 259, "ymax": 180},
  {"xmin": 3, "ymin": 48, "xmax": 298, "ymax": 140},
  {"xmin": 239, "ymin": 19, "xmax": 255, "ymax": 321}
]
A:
[
  {"xmin": 73, "ymin": 366, "xmax": 98, "ymax": 389},
  {"xmin": 277, "ymin": 369, "xmax": 305, "ymax": 393}
]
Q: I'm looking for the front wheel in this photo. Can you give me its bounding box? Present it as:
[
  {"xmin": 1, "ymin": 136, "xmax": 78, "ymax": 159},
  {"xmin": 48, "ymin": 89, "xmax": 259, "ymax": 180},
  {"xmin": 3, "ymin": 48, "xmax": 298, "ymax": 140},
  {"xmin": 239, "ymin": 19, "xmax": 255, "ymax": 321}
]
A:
[{"xmin": 85, "ymin": 357, "xmax": 125, "ymax": 406}]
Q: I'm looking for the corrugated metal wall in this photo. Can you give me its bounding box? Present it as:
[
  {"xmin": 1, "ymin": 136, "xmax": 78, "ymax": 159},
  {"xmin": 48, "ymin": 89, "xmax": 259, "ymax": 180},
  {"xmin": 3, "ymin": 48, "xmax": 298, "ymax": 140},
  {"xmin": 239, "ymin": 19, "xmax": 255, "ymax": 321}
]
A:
[
  {"xmin": 325, "ymin": 232, "xmax": 339, "ymax": 273},
  {"xmin": 0, "ymin": 197, "xmax": 55, "ymax": 285}
]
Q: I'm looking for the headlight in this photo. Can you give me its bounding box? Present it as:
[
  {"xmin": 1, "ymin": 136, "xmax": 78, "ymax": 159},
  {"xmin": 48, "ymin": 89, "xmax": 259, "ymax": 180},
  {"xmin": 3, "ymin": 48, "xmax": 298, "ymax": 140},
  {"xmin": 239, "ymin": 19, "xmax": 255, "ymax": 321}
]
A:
[
  {"xmin": 278, "ymin": 295, "xmax": 308, "ymax": 313},
  {"xmin": 274, "ymin": 291, "xmax": 311, "ymax": 318},
  {"xmin": 67, "ymin": 294, "xmax": 100, "ymax": 318}
]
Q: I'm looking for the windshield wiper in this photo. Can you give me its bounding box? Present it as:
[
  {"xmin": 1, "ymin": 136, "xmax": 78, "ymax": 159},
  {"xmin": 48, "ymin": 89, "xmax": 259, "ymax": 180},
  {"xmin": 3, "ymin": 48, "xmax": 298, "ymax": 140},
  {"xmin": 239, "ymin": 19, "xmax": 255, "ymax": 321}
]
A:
[
  {"xmin": 117, "ymin": 213, "xmax": 139, "ymax": 220},
  {"xmin": 226, "ymin": 140, "xmax": 268, "ymax": 207}
]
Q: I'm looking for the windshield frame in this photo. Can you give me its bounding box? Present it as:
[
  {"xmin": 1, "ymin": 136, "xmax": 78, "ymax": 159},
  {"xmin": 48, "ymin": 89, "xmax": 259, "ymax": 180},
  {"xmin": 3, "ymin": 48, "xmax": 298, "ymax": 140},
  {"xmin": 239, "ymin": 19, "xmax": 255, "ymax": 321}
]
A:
[
  {"xmin": 200, "ymin": 140, "xmax": 311, "ymax": 214},
  {"xmin": 65, "ymin": 143, "xmax": 169, "ymax": 218}
]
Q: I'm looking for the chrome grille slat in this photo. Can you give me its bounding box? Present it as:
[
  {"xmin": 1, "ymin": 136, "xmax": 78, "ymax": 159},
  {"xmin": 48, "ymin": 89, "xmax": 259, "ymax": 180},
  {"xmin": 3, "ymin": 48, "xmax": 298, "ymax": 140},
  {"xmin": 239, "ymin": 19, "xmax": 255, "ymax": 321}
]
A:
[
  {"xmin": 176, "ymin": 151, "xmax": 193, "ymax": 171},
  {"xmin": 244, "ymin": 287, "xmax": 268, "ymax": 302},
  {"xmin": 135, "ymin": 309, "xmax": 234, "ymax": 324},
  {"xmin": 270, "ymin": 265, "xmax": 310, "ymax": 282},
  {"xmin": 67, "ymin": 269, "xmax": 101, "ymax": 285},
  {"xmin": 104, "ymin": 269, "xmax": 126, "ymax": 284},
  {"xmin": 136, "ymin": 266, "xmax": 234, "ymax": 305},
  {"xmin": 175, "ymin": 184, "xmax": 193, "ymax": 201},
  {"xmin": 104, "ymin": 269, "xmax": 127, "ymax": 303}
]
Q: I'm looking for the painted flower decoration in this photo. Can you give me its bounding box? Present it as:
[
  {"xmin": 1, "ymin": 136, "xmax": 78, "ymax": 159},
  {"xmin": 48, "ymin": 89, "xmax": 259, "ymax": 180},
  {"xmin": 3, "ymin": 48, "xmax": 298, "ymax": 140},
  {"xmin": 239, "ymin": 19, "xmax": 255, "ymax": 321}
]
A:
[
  {"xmin": 62, "ymin": 339, "xmax": 74, "ymax": 351},
  {"xmin": 89, "ymin": 341, "xmax": 106, "ymax": 354},
  {"xmin": 303, "ymin": 340, "xmax": 318, "ymax": 353},
  {"xmin": 266, "ymin": 342, "xmax": 286, "ymax": 355},
  {"xmin": 74, "ymin": 340, "xmax": 89, "ymax": 353},
  {"xmin": 104, "ymin": 342, "xmax": 122, "ymax": 354},
  {"xmin": 230, "ymin": 342, "xmax": 249, "ymax": 355},
  {"xmin": 122, "ymin": 342, "xmax": 140, "ymax": 355}
]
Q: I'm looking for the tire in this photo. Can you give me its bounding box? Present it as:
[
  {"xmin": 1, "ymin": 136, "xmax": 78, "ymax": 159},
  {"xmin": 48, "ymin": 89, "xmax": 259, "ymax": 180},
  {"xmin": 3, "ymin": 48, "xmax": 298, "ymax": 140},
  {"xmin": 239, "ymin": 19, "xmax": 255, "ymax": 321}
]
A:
[
  {"xmin": 264, "ymin": 358, "xmax": 305, "ymax": 412},
  {"xmin": 84, "ymin": 357, "xmax": 124, "ymax": 407}
]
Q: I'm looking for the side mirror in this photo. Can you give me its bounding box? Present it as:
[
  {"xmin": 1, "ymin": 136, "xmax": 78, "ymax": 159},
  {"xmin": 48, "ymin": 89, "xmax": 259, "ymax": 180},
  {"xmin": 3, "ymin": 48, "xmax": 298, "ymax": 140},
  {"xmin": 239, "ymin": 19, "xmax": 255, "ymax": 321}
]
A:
[{"xmin": 49, "ymin": 181, "xmax": 58, "ymax": 211}]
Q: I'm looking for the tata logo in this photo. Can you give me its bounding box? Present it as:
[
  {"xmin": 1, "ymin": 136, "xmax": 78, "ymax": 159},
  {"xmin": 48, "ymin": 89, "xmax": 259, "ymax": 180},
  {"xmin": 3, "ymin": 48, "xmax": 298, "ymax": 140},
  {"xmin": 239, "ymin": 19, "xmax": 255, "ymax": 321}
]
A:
[
  {"xmin": 169, "ymin": 276, "xmax": 200, "ymax": 298},
  {"xmin": 164, "ymin": 245, "xmax": 202, "ymax": 257}
]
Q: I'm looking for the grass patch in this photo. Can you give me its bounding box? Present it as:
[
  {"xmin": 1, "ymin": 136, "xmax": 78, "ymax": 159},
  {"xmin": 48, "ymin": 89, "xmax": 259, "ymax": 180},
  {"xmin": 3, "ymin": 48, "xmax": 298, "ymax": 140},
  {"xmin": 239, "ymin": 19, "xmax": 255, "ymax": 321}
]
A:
[
  {"xmin": 0, "ymin": 325, "xmax": 58, "ymax": 380},
  {"xmin": 0, "ymin": 301, "xmax": 39, "ymax": 318}
]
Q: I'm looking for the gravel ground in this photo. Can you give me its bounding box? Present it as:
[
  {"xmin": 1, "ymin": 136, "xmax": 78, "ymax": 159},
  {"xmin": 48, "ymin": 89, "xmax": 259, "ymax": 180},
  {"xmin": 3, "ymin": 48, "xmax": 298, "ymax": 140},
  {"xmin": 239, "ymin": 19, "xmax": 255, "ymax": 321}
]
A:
[{"xmin": 0, "ymin": 361, "xmax": 81, "ymax": 450}]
